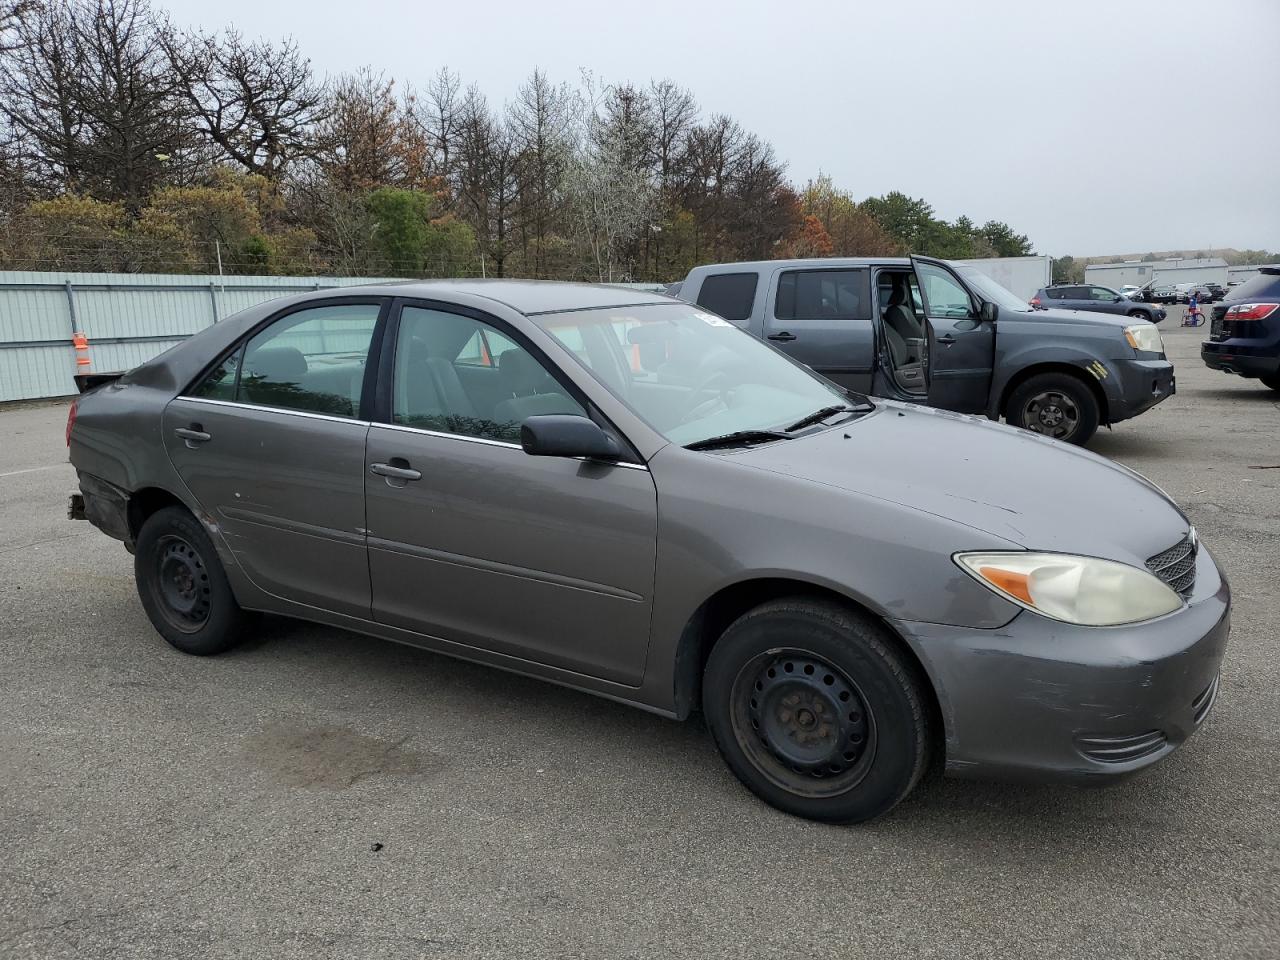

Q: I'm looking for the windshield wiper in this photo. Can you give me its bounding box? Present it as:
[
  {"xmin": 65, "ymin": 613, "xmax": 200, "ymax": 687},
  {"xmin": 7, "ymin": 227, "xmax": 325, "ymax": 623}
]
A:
[
  {"xmin": 684, "ymin": 429, "xmax": 791, "ymax": 451},
  {"xmin": 784, "ymin": 405, "xmax": 855, "ymax": 432}
]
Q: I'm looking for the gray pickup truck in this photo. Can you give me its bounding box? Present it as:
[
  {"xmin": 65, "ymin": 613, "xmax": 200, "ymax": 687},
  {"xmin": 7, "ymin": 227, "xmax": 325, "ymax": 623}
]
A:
[{"xmin": 673, "ymin": 256, "xmax": 1174, "ymax": 445}]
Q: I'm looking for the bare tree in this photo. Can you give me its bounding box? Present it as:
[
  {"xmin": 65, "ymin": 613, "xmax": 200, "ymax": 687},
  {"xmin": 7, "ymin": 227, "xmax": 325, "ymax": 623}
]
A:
[
  {"xmin": 166, "ymin": 27, "xmax": 325, "ymax": 179},
  {"xmin": 565, "ymin": 81, "xmax": 656, "ymax": 282},
  {"xmin": 454, "ymin": 90, "xmax": 518, "ymax": 277},
  {"xmin": 508, "ymin": 70, "xmax": 570, "ymax": 277},
  {"xmin": 313, "ymin": 68, "xmax": 428, "ymax": 192},
  {"xmin": 648, "ymin": 79, "xmax": 697, "ymax": 191},
  {"xmin": 409, "ymin": 67, "xmax": 467, "ymax": 187},
  {"xmin": 0, "ymin": 0, "xmax": 37, "ymax": 52},
  {"xmin": 0, "ymin": 0, "xmax": 193, "ymax": 209}
]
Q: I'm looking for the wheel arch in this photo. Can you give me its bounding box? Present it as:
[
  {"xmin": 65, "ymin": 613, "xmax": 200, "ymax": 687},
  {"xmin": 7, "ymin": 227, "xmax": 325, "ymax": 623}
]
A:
[
  {"xmin": 997, "ymin": 361, "xmax": 1110, "ymax": 425},
  {"xmin": 126, "ymin": 485, "xmax": 192, "ymax": 541},
  {"xmin": 670, "ymin": 577, "xmax": 944, "ymax": 736}
]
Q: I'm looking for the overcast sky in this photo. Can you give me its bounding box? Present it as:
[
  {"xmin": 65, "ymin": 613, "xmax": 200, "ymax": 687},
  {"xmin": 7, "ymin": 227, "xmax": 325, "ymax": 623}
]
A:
[{"xmin": 163, "ymin": 0, "xmax": 1280, "ymax": 258}]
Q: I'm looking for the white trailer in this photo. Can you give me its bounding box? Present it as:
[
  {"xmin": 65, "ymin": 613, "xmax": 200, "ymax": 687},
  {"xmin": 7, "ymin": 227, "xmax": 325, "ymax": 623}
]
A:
[{"xmin": 952, "ymin": 255, "xmax": 1052, "ymax": 301}]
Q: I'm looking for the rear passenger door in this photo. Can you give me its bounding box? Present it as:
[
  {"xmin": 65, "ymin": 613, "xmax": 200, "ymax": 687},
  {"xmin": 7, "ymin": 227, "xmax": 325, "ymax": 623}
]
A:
[
  {"xmin": 762, "ymin": 267, "xmax": 875, "ymax": 392},
  {"xmin": 363, "ymin": 301, "xmax": 658, "ymax": 685},
  {"xmin": 163, "ymin": 298, "xmax": 386, "ymax": 617}
]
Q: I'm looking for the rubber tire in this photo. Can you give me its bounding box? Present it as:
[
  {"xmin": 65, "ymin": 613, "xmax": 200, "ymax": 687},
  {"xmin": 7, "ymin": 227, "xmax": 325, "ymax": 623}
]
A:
[
  {"xmin": 1127, "ymin": 310, "xmax": 1148, "ymax": 321},
  {"xmin": 1261, "ymin": 373, "xmax": 1280, "ymax": 393},
  {"xmin": 702, "ymin": 598, "xmax": 933, "ymax": 824},
  {"xmin": 134, "ymin": 505, "xmax": 248, "ymax": 656},
  {"xmin": 1005, "ymin": 371, "xmax": 1101, "ymax": 446}
]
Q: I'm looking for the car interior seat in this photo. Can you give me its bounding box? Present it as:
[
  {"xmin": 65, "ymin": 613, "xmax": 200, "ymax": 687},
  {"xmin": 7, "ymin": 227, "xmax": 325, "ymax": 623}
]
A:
[
  {"xmin": 882, "ymin": 278, "xmax": 925, "ymax": 392},
  {"xmin": 492, "ymin": 349, "xmax": 582, "ymax": 425}
]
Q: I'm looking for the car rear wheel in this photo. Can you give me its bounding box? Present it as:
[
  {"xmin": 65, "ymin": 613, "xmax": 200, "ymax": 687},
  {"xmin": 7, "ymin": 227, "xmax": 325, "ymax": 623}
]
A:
[
  {"xmin": 702, "ymin": 598, "xmax": 933, "ymax": 824},
  {"xmin": 1261, "ymin": 373, "xmax": 1280, "ymax": 393},
  {"xmin": 134, "ymin": 505, "xmax": 248, "ymax": 656},
  {"xmin": 1005, "ymin": 372, "xmax": 1100, "ymax": 445}
]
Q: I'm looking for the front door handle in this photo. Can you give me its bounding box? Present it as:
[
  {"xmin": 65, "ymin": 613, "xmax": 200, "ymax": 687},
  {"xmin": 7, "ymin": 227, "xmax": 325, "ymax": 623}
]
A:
[
  {"xmin": 936, "ymin": 334, "xmax": 957, "ymax": 345},
  {"xmin": 767, "ymin": 331, "xmax": 797, "ymax": 342},
  {"xmin": 174, "ymin": 425, "xmax": 211, "ymax": 445},
  {"xmin": 370, "ymin": 461, "xmax": 422, "ymax": 482}
]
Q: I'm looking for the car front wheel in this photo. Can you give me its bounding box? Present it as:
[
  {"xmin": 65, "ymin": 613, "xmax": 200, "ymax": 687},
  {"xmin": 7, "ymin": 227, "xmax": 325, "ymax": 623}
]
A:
[
  {"xmin": 134, "ymin": 505, "xmax": 248, "ymax": 656},
  {"xmin": 1005, "ymin": 372, "xmax": 1101, "ymax": 445},
  {"xmin": 702, "ymin": 599, "xmax": 934, "ymax": 824}
]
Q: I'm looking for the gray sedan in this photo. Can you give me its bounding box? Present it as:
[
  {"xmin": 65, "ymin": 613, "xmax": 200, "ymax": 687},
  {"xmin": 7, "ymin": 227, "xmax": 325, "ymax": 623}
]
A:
[{"xmin": 67, "ymin": 281, "xmax": 1229, "ymax": 823}]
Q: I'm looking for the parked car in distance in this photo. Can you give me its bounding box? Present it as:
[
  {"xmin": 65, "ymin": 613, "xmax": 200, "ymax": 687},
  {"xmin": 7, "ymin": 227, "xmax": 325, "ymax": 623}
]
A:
[
  {"xmin": 674, "ymin": 260, "xmax": 1172, "ymax": 446},
  {"xmin": 1197, "ymin": 282, "xmax": 1226, "ymax": 303},
  {"xmin": 67, "ymin": 280, "xmax": 1229, "ymax": 825},
  {"xmin": 1201, "ymin": 266, "xmax": 1280, "ymax": 393},
  {"xmin": 1149, "ymin": 284, "xmax": 1180, "ymax": 304},
  {"xmin": 1031, "ymin": 284, "xmax": 1168, "ymax": 324}
]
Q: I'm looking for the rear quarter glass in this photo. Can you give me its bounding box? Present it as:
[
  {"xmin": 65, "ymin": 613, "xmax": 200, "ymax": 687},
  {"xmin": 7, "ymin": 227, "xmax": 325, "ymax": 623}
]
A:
[{"xmin": 1226, "ymin": 273, "xmax": 1280, "ymax": 301}]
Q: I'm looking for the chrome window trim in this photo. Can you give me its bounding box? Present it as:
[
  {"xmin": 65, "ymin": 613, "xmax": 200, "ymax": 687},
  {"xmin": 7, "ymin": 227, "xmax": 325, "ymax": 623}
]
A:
[
  {"xmin": 175, "ymin": 396, "xmax": 368, "ymax": 426},
  {"xmin": 372, "ymin": 421, "xmax": 650, "ymax": 471},
  {"xmin": 174, "ymin": 396, "xmax": 650, "ymax": 471}
]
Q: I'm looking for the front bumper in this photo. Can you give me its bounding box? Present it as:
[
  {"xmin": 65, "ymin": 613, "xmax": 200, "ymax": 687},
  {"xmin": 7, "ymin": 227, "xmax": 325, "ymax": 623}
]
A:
[
  {"xmin": 1201, "ymin": 340, "xmax": 1280, "ymax": 379},
  {"xmin": 1105, "ymin": 357, "xmax": 1175, "ymax": 423},
  {"xmin": 893, "ymin": 545, "xmax": 1230, "ymax": 783}
]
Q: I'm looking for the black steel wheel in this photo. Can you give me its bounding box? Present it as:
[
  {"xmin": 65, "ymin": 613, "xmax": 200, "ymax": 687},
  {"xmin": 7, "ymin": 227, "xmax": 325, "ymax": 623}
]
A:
[
  {"xmin": 703, "ymin": 598, "xmax": 933, "ymax": 824},
  {"xmin": 732, "ymin": 650, "xmax": 877, "ymax": 797},
  {"xmin": 135, "ymin": 505, "xmax": 248, "ymax": 656},
  {"xmin": 1006, "ymin": 372, "xmax": 1100, "ymax": 446}
]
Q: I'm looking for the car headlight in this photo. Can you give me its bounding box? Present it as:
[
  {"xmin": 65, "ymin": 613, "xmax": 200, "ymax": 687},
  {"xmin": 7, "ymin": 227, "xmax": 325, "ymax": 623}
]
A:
[
  {"xmin": 955, "ymin": 552, "xmax": 1184, "ymax": 626},
  {"xmin": 1124, "ymin": 323, "xmax": 1164, "ymax": 353}
]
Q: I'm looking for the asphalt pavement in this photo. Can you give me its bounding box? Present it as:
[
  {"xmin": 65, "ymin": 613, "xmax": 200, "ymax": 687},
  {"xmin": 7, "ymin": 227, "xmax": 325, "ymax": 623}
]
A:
[{"xmin": 1, "ymin": 311, "xmax": 1277, "ymax": 959}]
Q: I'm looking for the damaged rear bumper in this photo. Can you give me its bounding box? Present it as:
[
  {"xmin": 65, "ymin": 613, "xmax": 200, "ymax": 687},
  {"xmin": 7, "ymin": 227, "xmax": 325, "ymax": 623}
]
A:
[{"xmin": 70, "ymin": 471, "xmax": 133, "ymax": 549}]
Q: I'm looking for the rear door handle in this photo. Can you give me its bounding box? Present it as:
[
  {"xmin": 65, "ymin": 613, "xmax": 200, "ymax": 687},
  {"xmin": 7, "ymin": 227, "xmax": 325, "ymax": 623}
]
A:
[
  {"xmin": 767, "ymin": 331, "xmax": 797, "ymax": 342},
  {"xmin": 370, "ymin": 462, "xmax": 422, "ymax": 481},
  {"xmin": 174, "ymin": 426, "xmax": 211, "ymax": 444},
  {"xmin": 936, "ymin": 334, "xmax": 957, "ymax": 345}
]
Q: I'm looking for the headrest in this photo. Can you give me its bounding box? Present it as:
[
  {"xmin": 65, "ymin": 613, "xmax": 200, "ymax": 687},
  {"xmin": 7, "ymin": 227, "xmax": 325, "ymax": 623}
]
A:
[
  {"xmin": 498, "ymin": 348, "xmax": 551, "ymax": 396},
  {"xmin": 887, "ymin": 282, "xmax": 909, "ymax": 308},
  {"xmin": 244, "ymin": 345, "xmax": 307, "ymax": 383}
]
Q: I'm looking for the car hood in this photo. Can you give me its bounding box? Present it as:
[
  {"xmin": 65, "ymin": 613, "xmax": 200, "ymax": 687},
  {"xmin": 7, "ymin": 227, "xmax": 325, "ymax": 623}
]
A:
[
  {"xmin": 727, "ymin": 401, "xmax": 1189, "ymax": 564},
  {"xmin": 1030, "ymin": 306, "xmax": 1143, "ymax": 329}
]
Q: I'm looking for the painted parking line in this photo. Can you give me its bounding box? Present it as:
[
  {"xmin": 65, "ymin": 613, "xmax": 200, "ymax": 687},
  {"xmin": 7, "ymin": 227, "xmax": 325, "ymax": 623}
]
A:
[{"xmin": 0, "ymin": 464, "xmax": 69, "ymax": 479}]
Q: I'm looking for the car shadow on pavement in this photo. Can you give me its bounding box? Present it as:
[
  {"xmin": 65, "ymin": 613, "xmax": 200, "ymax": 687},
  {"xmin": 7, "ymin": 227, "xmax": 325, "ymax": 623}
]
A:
[{"xmin": 222, "ymin": 614, "xmax": 1212, "ymax": 837}]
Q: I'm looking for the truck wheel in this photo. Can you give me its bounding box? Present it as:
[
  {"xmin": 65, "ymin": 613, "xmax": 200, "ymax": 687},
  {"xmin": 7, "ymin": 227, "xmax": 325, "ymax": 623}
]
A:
[
  {"xmin": 1005, "ymin": 372, "xmax": 1100, "ymax": 445},
  {"xmin": 702, "ymin": 598, "xmax": 933, "ymax": 824},
  {"xmin": 1261, "ymin": 373, "xmax": 1280, "ymax": 393},
  {"xmin": 134, "ymin": 505, "xmax": 248, "ymax": 656}
]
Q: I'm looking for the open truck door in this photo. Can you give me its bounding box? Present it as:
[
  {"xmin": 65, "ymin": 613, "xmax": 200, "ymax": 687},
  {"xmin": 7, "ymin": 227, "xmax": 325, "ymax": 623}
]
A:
[{"xmin": 912, "ymin": 256, "xmax": 995, "ymax": 415}]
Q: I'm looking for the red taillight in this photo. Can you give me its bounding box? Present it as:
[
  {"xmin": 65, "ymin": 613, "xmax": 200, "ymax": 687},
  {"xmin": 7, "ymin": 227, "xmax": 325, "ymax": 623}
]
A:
[
  {"xmin": 65, "ymin": 399, "xmax": 77, "ymax": 446},
  {"xmin": 1224, "ymin": 302, "xmax": 1279, "ymax": 322},
  {"xmin": 1030, "ymin": 297, "xmax": 1042, "ymax": 308}
]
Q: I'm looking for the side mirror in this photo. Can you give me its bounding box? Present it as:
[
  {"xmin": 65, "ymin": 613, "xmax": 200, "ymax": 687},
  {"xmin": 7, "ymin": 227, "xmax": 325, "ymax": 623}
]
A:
[
  {"xmin": 980, "ymin": 301, "xmax": 999, "ymax": 324},
  {"xmin": 520, "ymin": 415, "xmax": 621, "ymax": 460},
  {"xmin": 1113, "ymin": 295, "xmax": 1123, "ymax": 302}
]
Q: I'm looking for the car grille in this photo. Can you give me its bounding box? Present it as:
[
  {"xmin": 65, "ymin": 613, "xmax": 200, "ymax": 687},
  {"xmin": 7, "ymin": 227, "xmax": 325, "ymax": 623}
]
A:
[
  {"xmin": 1076, "ymin": 730, "xmax": 1168, "ymax": 764},
  {"xmin": 1146, "ymin": 534, "xmax": 1197, "ymax": 599}
]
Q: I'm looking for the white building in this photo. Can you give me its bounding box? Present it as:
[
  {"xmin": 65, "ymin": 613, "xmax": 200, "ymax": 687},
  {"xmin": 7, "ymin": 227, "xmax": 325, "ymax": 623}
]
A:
[
  {"xmin": 1227, "ymin": 263, "xmax": 1280, "ymax": 285},
  {"xmin": 1084, "ymin": 257, "xmax": 1228, "ymax": 290}
]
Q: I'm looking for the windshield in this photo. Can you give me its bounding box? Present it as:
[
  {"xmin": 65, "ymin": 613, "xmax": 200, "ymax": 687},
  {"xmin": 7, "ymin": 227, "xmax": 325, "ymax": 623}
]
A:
[
  {"xmin": 532, "ymin": 303, "xmax": 854, "ymax": 446},
  {"xmin": 955, "ymin": 266, "xmax": 1033, "ymax": 312}
]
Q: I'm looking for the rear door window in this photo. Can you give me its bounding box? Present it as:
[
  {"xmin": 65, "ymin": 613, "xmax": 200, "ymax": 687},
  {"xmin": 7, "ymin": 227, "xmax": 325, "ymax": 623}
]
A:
[
  {"xmin": 775, "ymin": 269, "xmax": 870, "ymax": 321},
  {"xmin": 695, "ymin": 273, "xmax": 758, "ymax": 322},
  {"xmin": 236, "ymin": 303, "xmax": 382, "ymax": 417}
]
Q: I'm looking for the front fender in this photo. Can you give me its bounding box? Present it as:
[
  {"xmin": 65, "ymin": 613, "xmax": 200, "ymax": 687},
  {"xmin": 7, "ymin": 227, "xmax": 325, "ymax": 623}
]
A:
[{"xmin": 986, "ymin": 343, "xmax": 1130, "ymax": 421}]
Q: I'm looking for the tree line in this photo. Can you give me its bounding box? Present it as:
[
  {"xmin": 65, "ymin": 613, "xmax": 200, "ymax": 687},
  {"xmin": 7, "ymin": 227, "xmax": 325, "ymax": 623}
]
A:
[{"xmin": 0, "ymin": 0, "xmax": 1035, "ymax": 281}]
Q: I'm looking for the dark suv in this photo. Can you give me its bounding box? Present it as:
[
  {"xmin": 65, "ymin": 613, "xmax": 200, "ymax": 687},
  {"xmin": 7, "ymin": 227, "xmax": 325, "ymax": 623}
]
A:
[
  {"xmin": 1201, "ymin": 267, "xmax": 1280, "ymax": 392},
  {"xmin": 1031, "ymin": 284, "xmax": 1167, "ymax": 324},
  {"xmin": 1198, "ymin": 283, "xmax": 1227, "ymax": 303}
]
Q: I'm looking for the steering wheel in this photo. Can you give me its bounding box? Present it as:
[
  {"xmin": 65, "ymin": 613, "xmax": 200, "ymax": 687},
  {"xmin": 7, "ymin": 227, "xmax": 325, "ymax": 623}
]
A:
[{"xmin": 677, "ymin": 370, "xmax": 732, "ymax": 425}]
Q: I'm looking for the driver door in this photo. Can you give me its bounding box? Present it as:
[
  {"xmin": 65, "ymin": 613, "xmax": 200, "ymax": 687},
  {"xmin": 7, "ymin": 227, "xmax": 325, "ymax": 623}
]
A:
[{"xmin": 912, "ymin": 256, "xmax": 995, "ymax": 414}]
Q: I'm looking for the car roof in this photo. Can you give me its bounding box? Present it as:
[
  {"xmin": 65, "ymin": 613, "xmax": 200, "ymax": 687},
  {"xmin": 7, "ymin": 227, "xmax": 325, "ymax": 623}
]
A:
[
  {"xmin": 330, "ymin": 279, "xmax": 673, "ymax": 316},
  {"xmin": 693, "ymin": 257, "xmax": 913, "ymax": 271}
]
